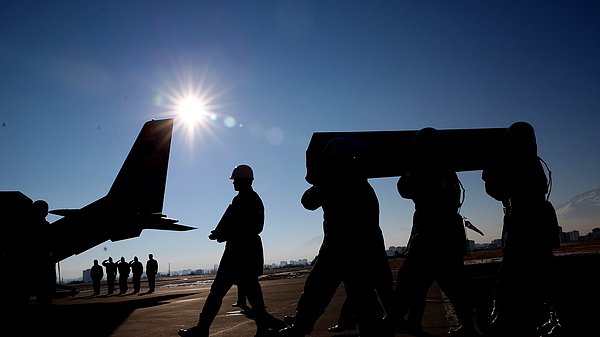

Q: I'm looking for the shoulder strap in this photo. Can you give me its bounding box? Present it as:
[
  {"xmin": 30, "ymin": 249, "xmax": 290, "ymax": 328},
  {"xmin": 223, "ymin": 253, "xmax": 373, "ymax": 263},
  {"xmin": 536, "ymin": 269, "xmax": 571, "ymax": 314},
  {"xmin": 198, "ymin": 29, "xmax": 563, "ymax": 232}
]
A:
[{"xmin": 538, "ymin": 156, "xmax": 553, "ymax": 201}]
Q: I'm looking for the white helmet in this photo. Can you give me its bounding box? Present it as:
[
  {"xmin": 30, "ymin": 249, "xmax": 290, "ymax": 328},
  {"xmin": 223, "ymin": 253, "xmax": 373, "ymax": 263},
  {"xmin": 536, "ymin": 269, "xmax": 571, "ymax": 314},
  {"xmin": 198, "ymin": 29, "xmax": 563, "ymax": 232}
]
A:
[{"xmin": 230, "ymin": 164, "xmax": 254, "ymax": 180}]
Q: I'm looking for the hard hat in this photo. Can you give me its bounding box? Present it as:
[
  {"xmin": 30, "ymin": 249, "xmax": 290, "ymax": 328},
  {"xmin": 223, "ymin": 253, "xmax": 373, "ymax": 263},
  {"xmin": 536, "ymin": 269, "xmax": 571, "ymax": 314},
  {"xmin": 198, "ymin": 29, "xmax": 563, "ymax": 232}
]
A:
[
  {"xmin": 507, "ymin": 121, "xmax": 536, "ymax": 145},
  {"xmin": 32, "ymin": 199, "xmax": 49, "ymax": 215},
  {"xmin": 415, "ymin": 127, "xmax": 439, "ymax": 146},
  {"xmin": 230, "ymin": 164, "xmax": 254, "ymax": 180}
]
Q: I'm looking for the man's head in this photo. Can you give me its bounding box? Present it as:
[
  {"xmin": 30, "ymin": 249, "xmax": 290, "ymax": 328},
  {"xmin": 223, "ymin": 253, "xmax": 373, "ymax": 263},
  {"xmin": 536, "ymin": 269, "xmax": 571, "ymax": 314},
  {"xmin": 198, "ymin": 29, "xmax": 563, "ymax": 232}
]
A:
[
  {"xmin": 412, "ymin": 127, "xmax": 444, "ymax": 168},
  {"xmin": 230, "ymin": 164, "xmax": 254, "ymax": 191},
  {"xmin": 32, "ymin": 199, "xmax": 49, "ymax": 218},
  {"xmin": 506, "ymin": 121, "xmax": 537, "ymax": 156}
]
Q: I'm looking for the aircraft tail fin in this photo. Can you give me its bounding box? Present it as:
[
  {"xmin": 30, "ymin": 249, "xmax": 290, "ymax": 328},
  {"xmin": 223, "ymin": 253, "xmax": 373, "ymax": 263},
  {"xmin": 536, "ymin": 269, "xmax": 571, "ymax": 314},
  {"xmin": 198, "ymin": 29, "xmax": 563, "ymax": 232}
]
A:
[{"xmin": 107, "ymin": 118, "xmax": 174, "ymax": 213}]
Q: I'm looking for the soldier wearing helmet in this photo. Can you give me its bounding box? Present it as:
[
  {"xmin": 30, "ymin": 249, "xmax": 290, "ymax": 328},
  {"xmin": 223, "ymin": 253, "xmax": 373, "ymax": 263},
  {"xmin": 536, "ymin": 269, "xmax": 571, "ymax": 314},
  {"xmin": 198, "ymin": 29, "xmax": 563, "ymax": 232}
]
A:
[
  {"xmin": 394, "ymin": 127, "xmax": 475, "ymax": 337},
  {"xmin": 179, "ymin": 164, "xmax": 285, "ymax": 337},
  {"xmin": 482, "ymin": 121, "xmax": 561, "ymax": 336},
  {"xmin": 278, "ymin": 138, "xmax": 395, "ymax": 337},
  {"xmin": 29, "ymin": 199, "xmax": 55, "ymax": 305}
]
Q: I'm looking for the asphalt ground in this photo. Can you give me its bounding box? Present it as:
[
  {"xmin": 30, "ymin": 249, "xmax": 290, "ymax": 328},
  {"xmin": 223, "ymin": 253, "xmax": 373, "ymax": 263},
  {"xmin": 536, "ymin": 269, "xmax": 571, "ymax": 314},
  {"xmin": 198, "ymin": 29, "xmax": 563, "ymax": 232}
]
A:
[
  {"xmin": 11, "ymin": 269, "xmax": 450, "ymax": 337},
  {"xmin": 9, "ymin": 249, "xmax": 600, "ymax": 337}
]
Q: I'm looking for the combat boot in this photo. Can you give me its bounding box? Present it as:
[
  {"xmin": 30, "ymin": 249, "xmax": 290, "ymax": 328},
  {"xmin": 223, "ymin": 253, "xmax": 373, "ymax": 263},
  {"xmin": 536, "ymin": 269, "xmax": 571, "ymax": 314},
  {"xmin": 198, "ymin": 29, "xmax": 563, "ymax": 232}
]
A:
[
  {"xmin": 276, "ymin": 325, "xmax": 305, "ymax": 337},
  {"xmin": 177, "ymin": 325, "xmax": 208, "ymax": 337}
]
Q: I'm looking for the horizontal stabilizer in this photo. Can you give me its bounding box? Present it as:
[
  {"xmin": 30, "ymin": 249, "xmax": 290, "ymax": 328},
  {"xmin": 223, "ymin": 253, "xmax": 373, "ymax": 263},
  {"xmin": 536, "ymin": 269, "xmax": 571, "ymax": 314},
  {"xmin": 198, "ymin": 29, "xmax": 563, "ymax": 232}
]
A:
[
  {"xmin": 146, "ymin": 222, "xmax": 197, "ymax": 231},
  {"xmin": 141, "ymin": 213, "xmax": 197, "ymax": 231},
  {"xmin": 49, "ymin": 209, "xmax": 81, "ymax": 216}
]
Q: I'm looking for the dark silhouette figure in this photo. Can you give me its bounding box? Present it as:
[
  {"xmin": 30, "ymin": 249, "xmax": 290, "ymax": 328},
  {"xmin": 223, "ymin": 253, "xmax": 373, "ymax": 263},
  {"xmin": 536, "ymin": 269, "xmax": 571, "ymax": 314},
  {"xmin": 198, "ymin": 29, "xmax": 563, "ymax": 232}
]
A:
[
  {"xmin": 102, "ymin": 256, "xmax": 117, "ymax": 294},
  {"xmin": 394, "ymin": 127, "xmax": 476, "ymax": 337},
  {"xmin": 117, "ymin": 256, "xmax": 130, "ymax": 295},
  {"xmin": 327, "ymin": 296, "xmax": 358, "ymax": 333},
  {"xmin": 90, "ymin": 259, "xmax": 104, "ymax": 296},
  {"xmin": 482, "ymin": 121, "xmax": 561, "ymax": 336},
  {"xmin": 130, "ymin": 256, "xmax": 144, "ymax": 294},
  {"xmin": 232, "ymin": 285, "xmax": 251, "ymax": 311},
  {"xmin": 178, "ymin": 164, "xmax": 286, "ymax": 337},
  {"xmin": 146, "ymin": 253, "xmax": 158, "ymax": 293},
  {"xmin": 278, "ymin": 139, "xmax": 395, "ymax": 337},
  {"xmin": 30, "ymin": 199, "xmax": 55, "ymax": 305}
]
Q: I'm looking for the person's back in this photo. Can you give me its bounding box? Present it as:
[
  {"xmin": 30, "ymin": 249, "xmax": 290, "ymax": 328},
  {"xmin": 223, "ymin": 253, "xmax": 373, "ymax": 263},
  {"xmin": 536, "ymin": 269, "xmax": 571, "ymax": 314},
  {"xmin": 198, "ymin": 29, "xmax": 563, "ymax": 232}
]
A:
[
  {"xmin": 102, "ymin": 257, "xmax": 117, "ymax": 294},
  {"xmin": 146, "ymin": 254, "xmax": 158, "ymax": 293},
  {"xmin": 117, "ymin": 257, "xmax": 130, "ymax": 294},
  {"xmin": 91, "ymin": 259, "xmax": 104, "ymax": 295},
  {"xmin": 130, "ymin": 256, "xmax": 143, "ymax": 293},
  {"xmin": 30, "ymin": 199, "xmax": 55, "ymax": 305},
  {"xmin": 398, "ymin": 168, "xmax": 466, "ymax": 259}
]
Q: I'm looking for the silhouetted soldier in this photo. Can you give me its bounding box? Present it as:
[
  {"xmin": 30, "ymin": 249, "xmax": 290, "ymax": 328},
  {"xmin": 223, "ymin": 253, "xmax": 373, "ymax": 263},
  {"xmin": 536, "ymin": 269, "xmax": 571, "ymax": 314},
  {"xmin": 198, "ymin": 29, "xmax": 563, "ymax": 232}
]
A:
[
  {"xmin": 327, "ymin": 296, "xmax": 358, "ymax": 333},
  {"xmin": 130, "ymin": 256, "xmax": 144, "ymax": 294},
  {"xmin": 178, "ymin": 164, "xmax": 285, "ymax": 337},
  {"xmin": 482, "ymin": 121, "xmax": 561, "ymax": 336},
  {"xmin": 232, "ymin": 285, "xmax": 251, "ymax": 311},
  {"xmin": 117, "ymin": 256, "xmax": 130, "ymax": 295},
  {"xmin": 102, "ymin": 256, "xmax": 117, "ymax": 294},
  {"xmin": 278, "ymin": 138, "xmax": 394, "ymax": 337},
  {"xmin": 146, "ymin": 253, "xmax": 158, "ymax": 293},
  {"xmin": 394, "ymin": 127, "xmax": 476, "ymax": 337},
  {"xmin": 90, "ymin": 259, "xmax": 104, "ymax": 296},
  {"xmin": 30, "ymin": 199, "xmax": 55, "ymax": 305}
]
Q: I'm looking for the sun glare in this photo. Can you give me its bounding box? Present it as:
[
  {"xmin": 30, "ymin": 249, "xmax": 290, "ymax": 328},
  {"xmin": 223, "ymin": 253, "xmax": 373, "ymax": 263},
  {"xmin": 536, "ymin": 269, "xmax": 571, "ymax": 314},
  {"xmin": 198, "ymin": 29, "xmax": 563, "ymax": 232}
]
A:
[
  {"xmin": 154, "ymin": 68, "xmax": 235, "ymax": 149},
  {"xmin": 177, "ymin": 96, "xmax": 207, "ymax": 126}
]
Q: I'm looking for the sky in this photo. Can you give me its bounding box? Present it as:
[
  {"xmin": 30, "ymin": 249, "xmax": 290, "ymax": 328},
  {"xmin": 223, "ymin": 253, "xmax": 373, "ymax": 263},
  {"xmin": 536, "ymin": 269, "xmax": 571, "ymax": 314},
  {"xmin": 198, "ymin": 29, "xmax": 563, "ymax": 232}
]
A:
[{"xmin": 1, "ymin": 1, "xmax": 599, "ymax": 281}]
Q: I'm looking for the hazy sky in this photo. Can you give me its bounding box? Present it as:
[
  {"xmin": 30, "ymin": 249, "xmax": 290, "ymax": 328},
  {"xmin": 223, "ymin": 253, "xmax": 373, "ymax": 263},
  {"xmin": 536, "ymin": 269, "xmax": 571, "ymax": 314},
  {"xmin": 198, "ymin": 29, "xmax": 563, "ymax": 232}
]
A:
[{"xmin": 1, "ymin": 1, "xmax": 599, "ymax": 280}]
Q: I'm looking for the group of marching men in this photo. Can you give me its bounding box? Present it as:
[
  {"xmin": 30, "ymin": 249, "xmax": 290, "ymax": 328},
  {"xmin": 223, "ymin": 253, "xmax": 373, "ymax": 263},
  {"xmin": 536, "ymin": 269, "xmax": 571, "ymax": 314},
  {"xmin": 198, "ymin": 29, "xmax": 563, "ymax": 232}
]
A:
[{"xmin": 177, "ymin": 121, "xmax": 561, "ymax": 337}]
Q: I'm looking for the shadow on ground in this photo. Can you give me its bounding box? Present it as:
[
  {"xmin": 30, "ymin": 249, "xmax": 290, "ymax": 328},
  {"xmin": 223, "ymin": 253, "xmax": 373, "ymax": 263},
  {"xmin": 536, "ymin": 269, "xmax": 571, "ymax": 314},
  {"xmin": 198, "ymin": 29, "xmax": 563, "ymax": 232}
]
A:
[{"xmin": 9, "ymin": 293, "xmax": 197, "ymax": 337}]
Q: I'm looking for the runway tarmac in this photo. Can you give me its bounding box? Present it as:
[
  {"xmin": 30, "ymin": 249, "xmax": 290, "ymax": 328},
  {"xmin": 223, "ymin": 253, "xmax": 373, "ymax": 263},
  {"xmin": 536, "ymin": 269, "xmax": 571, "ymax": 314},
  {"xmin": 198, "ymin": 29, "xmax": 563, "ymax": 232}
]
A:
[
  {"xmin": 12, "ymin": 269, "xmax": 449, "ymax": 337},
  {"xmin": 10, "ymin": 252, "xmax": 600, "ymax": 337}
]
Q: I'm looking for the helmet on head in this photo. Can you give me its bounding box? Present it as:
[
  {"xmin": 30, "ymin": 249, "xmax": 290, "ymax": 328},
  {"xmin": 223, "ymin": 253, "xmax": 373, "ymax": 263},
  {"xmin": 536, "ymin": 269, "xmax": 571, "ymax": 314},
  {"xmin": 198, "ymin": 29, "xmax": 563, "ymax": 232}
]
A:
[
  {"xmin": 230, "ymin": 164, "xmax": 254, "ymax": 180},
  {"xmin": 507, "ymin": 121, "xmax": 536, "ymax": 144},
  {"xmin": 415, "ymin": 127, "xmax": 440, "ymax": 148},
  {"xmin": 32, "ymin": 199, "xmax": 49, "ymax": 216},
  {"xmin": 506, "ymin": 121, "xmax": 537, "ymax": 155}
]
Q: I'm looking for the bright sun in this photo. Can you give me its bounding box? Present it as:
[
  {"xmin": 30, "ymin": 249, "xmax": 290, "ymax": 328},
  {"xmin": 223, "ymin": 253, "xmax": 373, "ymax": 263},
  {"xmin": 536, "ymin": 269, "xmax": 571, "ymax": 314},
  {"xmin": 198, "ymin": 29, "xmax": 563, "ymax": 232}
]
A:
[{"xmin": 177, "ymin": 96, "xmax": 206, "ymax": 126}]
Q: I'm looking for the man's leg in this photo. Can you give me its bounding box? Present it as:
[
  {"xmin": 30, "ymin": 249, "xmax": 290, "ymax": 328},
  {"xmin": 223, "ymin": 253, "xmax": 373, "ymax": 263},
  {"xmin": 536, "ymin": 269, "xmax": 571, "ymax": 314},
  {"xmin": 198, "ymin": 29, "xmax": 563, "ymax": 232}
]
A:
[
  {"xmin": 179, "ymin": 271, "xmax": 234, "ymax": 337},
  {"xmin": 280, "ymin": 253, "xmax": 341, "ymax": 336}
]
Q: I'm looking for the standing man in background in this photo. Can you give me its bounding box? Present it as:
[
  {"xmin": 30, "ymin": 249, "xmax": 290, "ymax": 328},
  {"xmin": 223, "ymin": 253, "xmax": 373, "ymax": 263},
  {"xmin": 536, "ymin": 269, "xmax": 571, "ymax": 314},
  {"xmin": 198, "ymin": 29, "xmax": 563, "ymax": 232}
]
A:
[
  {"xmin": 117, "ymin": 256, "xmax": 130, "ymax": 295},
  {"xmin": 146, "ymin": 253, "xmax": 158, "ymax": 293},
  {"xmin": 90, "ymin": 259, "xmax": 104, "ymax": 296},
  {"xmin": 129, "ymin": 256, "xmax": 144, "ymax": 294},
  {"xmin": 102, "ymin": 256, "xmax": 117, "ymax": 295}
]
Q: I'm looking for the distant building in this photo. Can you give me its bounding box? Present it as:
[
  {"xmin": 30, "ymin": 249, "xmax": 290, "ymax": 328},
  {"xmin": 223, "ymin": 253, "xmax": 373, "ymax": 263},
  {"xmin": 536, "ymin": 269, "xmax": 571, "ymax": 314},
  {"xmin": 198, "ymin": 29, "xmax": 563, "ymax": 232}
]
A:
[
  {"xmin": 561, "ymin": 229, "xmax": 580, "ymax": 243},
  {"xmin": 82, "ymin": 269, "xmax": 92, "ymax": 283},
  {"xmin": 592, "ymin": 228, "xmax": 600, "ymax": 240},
  {"xmin": 387, "ymin": 246, "xmax": 407, "ymax": 257},
  {"xmin": 467, "ymin": 240, "xmax": 476, "ymax": 252}
]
